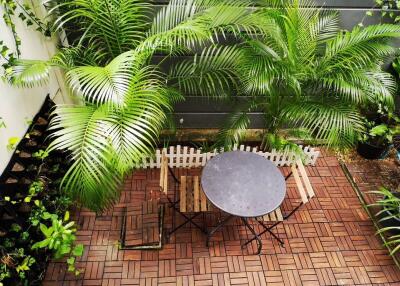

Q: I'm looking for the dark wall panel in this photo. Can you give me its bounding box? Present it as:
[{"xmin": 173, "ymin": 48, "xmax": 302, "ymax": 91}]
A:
[{"xmin": 152, "ymin": 1, "xmax": 397, "ymax": 128}]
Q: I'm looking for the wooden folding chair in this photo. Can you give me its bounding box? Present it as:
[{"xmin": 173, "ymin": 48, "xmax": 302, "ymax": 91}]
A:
[
  {"xmin": 159, "ymin": 152, "xmax": 212, "ymax": 237},
  {"xmin": 246, "ymin": 159, "xmax": 315, "ymax": 247}
]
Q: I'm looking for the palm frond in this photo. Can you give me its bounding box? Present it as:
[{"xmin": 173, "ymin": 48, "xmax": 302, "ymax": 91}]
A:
[
  {"xmin": 321, "ymin": 24, "xmax": 400, "ymax": 71},
  {"xmin": 315, "ymin": 69, "xmax": 396, "ymax": 106},
  {"xmin": 170, "ymin": 45, "xmax": 243, "ymax": 97},
  {"xmin": 7, "ymin": 60, "xmax": 52, "ymax": 87},
  {"xmin": 215, "ymin": 100, "xmax": 260, "ymax": 149},
  {"xmin": 7, "ymin": 46, "xmax": 103, "ymax": 87},
  {"xmin": 47, "ymin": 105, "xmax": 122, "ymax": 212},
  {"xmin": 105, "ymin": 92, "xmax": 171, "ymax": 172},
  {"xmin": 49, "ymin": 0, "xmax": 151, "ymax": 59},
  {"xmin": 261, "ymin": 133, "xmax": 305, "ymax": 158},
  {"xmin": 282, "ymin": 101, "xmax": 366, "ymax": 148},
  {"xmin": 47, "ymin": 84, "xmax": 173, "ymax": 211},
  {"xmin": 144, "ymin": 0, "xmax": 268, "ymax": 52},
  {"xmin": 66, "ymin": 51, "xmax": 149, "ymax": 105}
]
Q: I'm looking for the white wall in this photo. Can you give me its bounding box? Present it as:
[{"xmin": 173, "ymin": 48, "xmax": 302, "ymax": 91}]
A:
[{"xmin": 0, "ymin": 2, "xmax": 68, "ymax": 174}]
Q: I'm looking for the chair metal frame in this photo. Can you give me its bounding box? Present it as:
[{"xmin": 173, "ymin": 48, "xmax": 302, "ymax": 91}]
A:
[
  {"xmin": 119, "ymin": 203, "xmax": 165, "ymax": 250},
  {"xmin": 244, "ymin": 159, "xmax": 315, "ymax": 248}
]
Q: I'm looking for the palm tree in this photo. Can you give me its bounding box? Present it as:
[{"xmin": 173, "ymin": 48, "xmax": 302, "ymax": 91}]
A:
[
  {"xmin": 8, "ymin": 0, "xmax": 270, "ymax": 212},
  {"xmin": 214, "ymin": 0, "xmax": 400, "ymax": 151}
]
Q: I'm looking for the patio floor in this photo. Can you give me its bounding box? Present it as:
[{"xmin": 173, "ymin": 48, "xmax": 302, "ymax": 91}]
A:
[{"xmin": 43, "ymin": 149, "xmax": 400, "ymax": 286}]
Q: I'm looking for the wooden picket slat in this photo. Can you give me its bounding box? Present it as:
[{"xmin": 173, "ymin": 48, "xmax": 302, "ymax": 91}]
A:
[
  {"xmin": 159, "ymin": 155, "xmax": 165, "ymax": 190},
  {"xmin": 189, "ymin": 147, "xmax": 194, "ymax": 168},
  {"xmin": 176, "ymin": 145, "xmax": 181, "ymax": 168},
  {"xmin": 156, "ymin": 149, "xmax": 161, "ymax": 168}
]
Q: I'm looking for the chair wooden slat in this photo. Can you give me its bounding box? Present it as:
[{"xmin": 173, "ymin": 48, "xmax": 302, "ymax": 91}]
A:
[
  {"xmin": 193, "ymin": 176, "xmax": 200, "ymax": 212},
  {"xmin": 180, "ymin": 176, "xmax": 187, "ymax": 212},
  {"xmin": 296, "ymin": 159, "xmax": 315, "ymax": 198},
  {"xmin": 269, "ymin": 210, "xmax": 276, "ymax": 221},
  {"xmin": 186, "ymin": 176, "xmax": 193, "ymax": 212},
  {"xmin": 207, "ymin": 199, "xmax": 213, "ymax": 211},
  {"xmin": 291, "ymin": 165, "xmax": 308, "ymax": 203},
  {"xmin": 200, "ymin": 187, "xmax": 208, "ymax": 211},
  {"xmin": 275, "ymin": 207, "xmax": 284, "ymax": 221}
]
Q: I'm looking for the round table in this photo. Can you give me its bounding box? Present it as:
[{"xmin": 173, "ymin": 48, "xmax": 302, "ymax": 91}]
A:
[{"xmin": 201, "ymin": 151, "xmax": 286, "ymax": 254}]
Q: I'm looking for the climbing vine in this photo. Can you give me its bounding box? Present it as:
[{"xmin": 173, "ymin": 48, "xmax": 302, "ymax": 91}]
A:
[
  {"xmin": 0, "ymin": 0, "xmax": 51, "ymax": 76},
  {"xmin": 361, "ymin": 0, "xmax": 400, "ymax": 25},
  {"xmin": 375, "ymin": 0, "xmax": 400, "ymax": 20}
]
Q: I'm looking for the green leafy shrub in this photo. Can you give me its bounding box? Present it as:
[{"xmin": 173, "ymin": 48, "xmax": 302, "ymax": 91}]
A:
[
  {"xmin": 32, "ymin": 211, "xmax": 84, "ymax": 275},
  {"xmin": 369, "ymin": 187, "xmax": 400, "ymax": 255}
]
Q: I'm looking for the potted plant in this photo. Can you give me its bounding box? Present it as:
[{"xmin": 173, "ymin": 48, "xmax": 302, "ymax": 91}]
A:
[
  {"xmin": 369, "ymin": 187, "xmax": 400, "ymax": 255},
  {"xmin": 357, "ymin": 111, "xmax": 400, "ymax": 159}
]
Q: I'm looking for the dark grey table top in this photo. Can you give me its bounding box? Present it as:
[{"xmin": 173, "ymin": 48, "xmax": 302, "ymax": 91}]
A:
[{"xmin": 201, "ymin": 151, "xmax": 286, "ymax": 218}]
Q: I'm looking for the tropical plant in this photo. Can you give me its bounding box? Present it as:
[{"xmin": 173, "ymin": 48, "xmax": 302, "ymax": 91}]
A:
[
  {"xmin": 369, "ymin": 187, "xmax": 400, "ymax": 255},
  {"xmin": 8, "ymin": 0, "xmax": 270, "ymax": 211},
  {"xmin": 32, "ymin": 211, "xmax": 84, "ymax": 275},
  {"xmin": 211, "ymin": 0, "xmax": 400, "ymax": 151},
  {"xmin": 0, "ymin": 247, "xmax": 35, "ymax": 284},
  {"xmin": 360, "ymin": 104, "xmax": 400, "ymax": 146},
  {"xmin": 362, "ymin": 119, "xmax": 400, "ymax": 147}
]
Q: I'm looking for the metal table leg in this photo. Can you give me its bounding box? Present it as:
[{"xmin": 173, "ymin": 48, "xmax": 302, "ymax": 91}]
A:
[
  {"xmin": 241, "ymin": 218, "xmax": 262, "ymax": 255},
  {"xmin": 206, "ymin": 215, "xmax": 233, "ymax": 247}
]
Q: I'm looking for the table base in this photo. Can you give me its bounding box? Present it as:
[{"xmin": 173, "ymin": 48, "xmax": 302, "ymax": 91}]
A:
[
  {"xmin": 242, "ymin": 220, "xmax": 285, "ymax": 248},
  {"xmin": 206, "ymin": 215, "xmax": 265, "ymax": 255}
]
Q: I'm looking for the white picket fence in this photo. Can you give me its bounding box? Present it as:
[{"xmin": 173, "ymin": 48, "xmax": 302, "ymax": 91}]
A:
[{"xmin": 137, "ymin": 145, "xmax": 319, "ymax": 169}]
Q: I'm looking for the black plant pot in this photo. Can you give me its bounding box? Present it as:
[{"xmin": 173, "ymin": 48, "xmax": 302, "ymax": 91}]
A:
[{"xmin": 357, "ymin": 142, "xmax": 389, "ymax": 160}]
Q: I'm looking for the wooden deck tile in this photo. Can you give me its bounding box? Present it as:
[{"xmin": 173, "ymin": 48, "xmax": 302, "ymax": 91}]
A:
[{"xmin": 43, "ymin": 151, "xmax": 400, "ymax": 286}]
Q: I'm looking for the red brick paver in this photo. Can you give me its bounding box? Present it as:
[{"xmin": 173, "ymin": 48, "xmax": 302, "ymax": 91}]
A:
[{"xmin": 43, "ymin": 150, "xmax": 400, "ymax": 285}]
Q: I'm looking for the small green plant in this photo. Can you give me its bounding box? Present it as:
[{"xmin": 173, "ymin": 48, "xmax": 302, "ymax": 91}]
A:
[
  {"xmin": 3, "ymin": 239, "xmax": 15, "ymax": 249},
  {"xmin": 6, "ymin": 136, "xmax": 19, "ymax": 151},
  {"xmin": 0, "ymin": 248, "xmax": 33, "ymax": 284},
  {"xmin": 15, "ymin": 256, "xmax": 35, "ymax": 280},
  {"xmin": 20, "ymin": 231, "xmax": 29, "ymax": 241},
  {"xmin": 32, "ymin": 149, "xmax": 49, "ymax": 160},
  {"xmin": 369, "ymin": 123, "xmax": 398, "ymax": 145},
  {"xmin": 28, "ymin": 204, "xmax": 46, "ymax": 226},
  {"xmin": 369, "ymin": 187, "xmax": 400, "ymax": 255},
  {"xmin": 0, "ymin": 118, "xmax": 5, "ymax": 129},
  {"xmin": 10, "ymin": 223, "xmax": 22, "ymax": 233},
  {"xmin": 32, "ymin": 211, "xmax": 83, "ymax": 275},
  {"xmin": 0, "ymin": 262, "xmax": 11, "ymax": 285},
  {"xmin": 23, "ymin": 180, "xmax": 44, "ymax": 204},
  {"xmin": 0, "ymin": 0, "xmax": 50, "ymax": 77},
  {"xmin": 28, "ymin": 181, "xmax": 44, "ymax": 196},
  {"xmin": 359, "ymin": 108, "xmax": 400, "ymax": 147}
]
